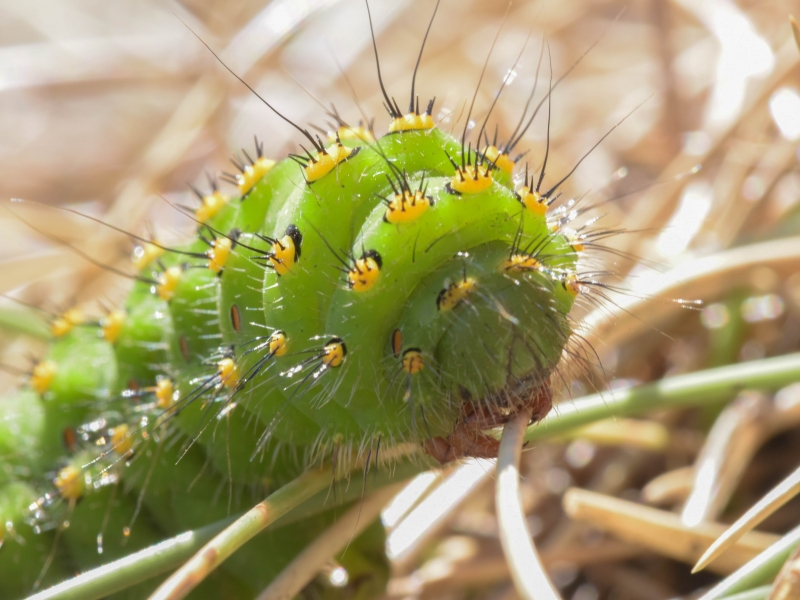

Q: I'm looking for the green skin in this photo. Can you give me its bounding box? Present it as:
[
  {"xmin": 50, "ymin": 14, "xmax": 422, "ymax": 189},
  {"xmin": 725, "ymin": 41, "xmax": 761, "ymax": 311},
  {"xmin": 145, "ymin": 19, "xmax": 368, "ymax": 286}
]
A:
[
  {"xmin": 217, "ymin": 233, "xmax": 322, "ymax": 446},
  {"xmin": 37, "ymin": 328, "xmax": 119, "ymax": 470},
  {"xmin": 395, "ymin": 242, "xmax": 573, "ymax": 428},
  {"xmin": 0, "ymin": 390, "xmax": 45, "ymax": 485},
  {"xmin": 0, "ymin": 483, "xmax": 71, "ymax": 597},
  {"xmin": 115, "ymin": 288, "xmax": 172, "ymax": 385},
  {"xmin": 0, "ymin": 125, "xmax": 577, "ymax": 598}
]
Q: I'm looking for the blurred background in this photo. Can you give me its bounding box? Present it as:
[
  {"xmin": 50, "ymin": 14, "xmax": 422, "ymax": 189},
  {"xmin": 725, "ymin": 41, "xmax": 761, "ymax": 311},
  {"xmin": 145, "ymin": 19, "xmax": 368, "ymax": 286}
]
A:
[{"xmin": 2, "ymin": 0, "xmax": 800, "ymax": 598}]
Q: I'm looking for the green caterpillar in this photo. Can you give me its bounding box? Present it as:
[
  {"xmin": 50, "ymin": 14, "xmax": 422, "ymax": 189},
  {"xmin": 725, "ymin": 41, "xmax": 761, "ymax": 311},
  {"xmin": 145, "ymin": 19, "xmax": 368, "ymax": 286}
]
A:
[{"xmin": 0, "ymin": 2, "xmax": 614, "ymax": 598}]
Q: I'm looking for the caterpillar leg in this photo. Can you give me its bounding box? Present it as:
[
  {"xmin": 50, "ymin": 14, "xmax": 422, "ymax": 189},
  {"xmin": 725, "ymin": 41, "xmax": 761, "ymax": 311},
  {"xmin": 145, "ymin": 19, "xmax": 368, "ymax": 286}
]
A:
[
  {"xmin": 424, "ymin": 423, "xmax": 500, "ymax": 464},
  {"xmin": 423, "ymin": 380, "xmax": 552, "ymax": 463}
]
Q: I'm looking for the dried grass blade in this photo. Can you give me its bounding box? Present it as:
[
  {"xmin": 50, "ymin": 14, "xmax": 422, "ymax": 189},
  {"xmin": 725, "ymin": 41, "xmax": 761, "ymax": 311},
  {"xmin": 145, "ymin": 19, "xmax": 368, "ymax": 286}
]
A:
[
  {"xmin": 642, "ymin": 466, "xmax": 694, "ymax": 505},
  {"xmin": 698, "ymin": 524, "xmax": 800, "ymax": 600},
  {"xmin": 148, "ymin": 467, "xmax": 332, "ymax": 600},
  {"xmin": 766, "ymin": 543, "xmax": 800, "ymax": 600},
  {"xmin": 256, "ymin": 482, "xmax": 406, "ymax": 600},
  {"xmin": 561, "ymin": 418, "xmax": 670, "ymax": 451},
  {"xmin": 497, "ymin": 408, "xmax": 560, "ymax": 600},
  {"xmin": 563, "ymin": 488, "xmax": 779, "ymax": 575},
  {"xmin": 682, "ymin": 392, "xmax": 770, "ymax": 527},
  {"xmin": 693, "ymin": 465, "xmax": 800, "ymax": 573}
]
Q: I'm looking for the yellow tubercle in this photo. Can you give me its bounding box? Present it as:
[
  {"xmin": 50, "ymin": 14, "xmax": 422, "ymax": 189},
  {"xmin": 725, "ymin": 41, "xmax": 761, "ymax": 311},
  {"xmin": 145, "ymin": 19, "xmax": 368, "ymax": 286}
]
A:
[
  {"xmin": 50, "ymin": 308, "xmax": 85, "ymax": 338},
  {"xmin": 195, "ymin": 190, "xmax": 230, "ymax": 224},
  {"xmin": 270, "ymin": 236, "xmax": 299, "ymax": 276},
  {"xmin": 562, "ymin": 273, "xmax": 581, "ymax": 297},
  {"xmin": 156, "ymin": 266, "xmax": 182, "ymax": 301},
  {"xmin": 503, "ymin": 254, "xmax": 542, "ymax": 273},
  {"xmin": 305, "ymin": 144, "xmax": 353, "ymax": 182},
  {"xmin": 384, "ymin": 190, "xmax": 432, "ymax": 224},
  {"xmin": 388, "ymin": 112, "xmax": 435, "ymax": 133},
  {"xmin": 101, "ymin": 309, "xmax": 126, "ymax": 343},
  {"xmin": 237, "ymin": 157, "xmax": 275, "ymax": 196},
  {"xmin": 268, "ymin": 331, "xmax": 288, "ymax": 357},
  {"xmin": 155, "ymin": 378, "xmax": 175, "ymax": 409},
  {"xmin": 110, "ymin": 424, "xmax": 134, "ymax": 456},
  {"xmin": 347, "ymin": 252, "xmax": 382, "ymax": 292},
  {"xmin": 483, "ymin": 145, "xmax": 515, "ymax": 175},
  {"xmin": 519, "ymin": 186, "xmax": 548, "ymax": 216},
  {"xmin": 55, "ymin": 465, "xmax": 83, "ymax": 502},
  {"xmin": 450, "ymin": 165, "xmax": 493, "ymax": 194},
  {"xmin": 332, "ymin": 125, "xmax": 375, "ymax": 144},
  {"xmin": 31, "ymin": 360, "xmax": 56, "ymax": 395},
  {"xmin": 437, "ymin": 277, "xmax": 478, "ymax": 311},
  {"xmin": 132, "ymin": 242, "xmax": 165, "ymax": 272},
  {"xmin": 322, "ymin": 338, "xmax": 346, "ymax": 368},
  {"xmin": 561, "ymin": 228, "xmax": 585, "ymax": 252},
  {"xmin": 402, "ymin": 349, "xmax": 424, "ymax": 374},
  {"xmin": 217, "ymin": 358, "xmax": 239, "ymax": 388},
  {"xmin": 207, "ymin": 237, "xmax": 233, "ymax": 273}
]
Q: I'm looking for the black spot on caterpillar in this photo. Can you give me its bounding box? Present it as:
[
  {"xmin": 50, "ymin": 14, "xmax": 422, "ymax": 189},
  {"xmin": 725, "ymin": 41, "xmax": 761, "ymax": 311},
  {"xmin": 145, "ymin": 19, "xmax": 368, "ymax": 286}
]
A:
[{"xmin": 0, "ymin": 1, "xmax": 660, "ymax": 598}]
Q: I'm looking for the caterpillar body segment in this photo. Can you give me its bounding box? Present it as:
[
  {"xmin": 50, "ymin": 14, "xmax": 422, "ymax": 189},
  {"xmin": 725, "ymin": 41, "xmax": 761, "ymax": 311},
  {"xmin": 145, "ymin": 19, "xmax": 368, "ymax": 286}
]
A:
[
  {"xmin": 165, "ymin": 364, "xmax": 302, "ymax": 487},
  {"xmin": 0, "ymin": 391, "xmax": 46, "ymax": 485},
  {"xmin": 256, "ymin": 131, "xmax": 523, "ymax": 438},
  {"xmin": 165, "ymin": 267, "xmax": 222, "ymax": 365},
  {"xmin": 235, "ymin": 157, "xmax": 303, "ymax": 233},
  {"xmin": 113, "ymin": 287, "xmax": 172, "ymax": 385},
  {"xmin": 0, "ymin": 483, "xmax": 72, "ymax": 596},
  {"xmin": 255, "ymin": 133, "xmax": 463, "ymax": 433},
  {"xmin": 327, "ymin": 188, "xmax": 574, "ymax": 438},
  {"xmin": 388, "ymin": 242, "xmax": 574, "ymax": 435},
  {"xmin": 31, "ymin": 329, "xmax": 119, "ymax": 471},
  {"xmin": 216, "ymin": 234, "xmax": 323, "ymax": 446},
  {"xmin": 51, "ymin": 455, "xmax": 166, "ymax": 577}
]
